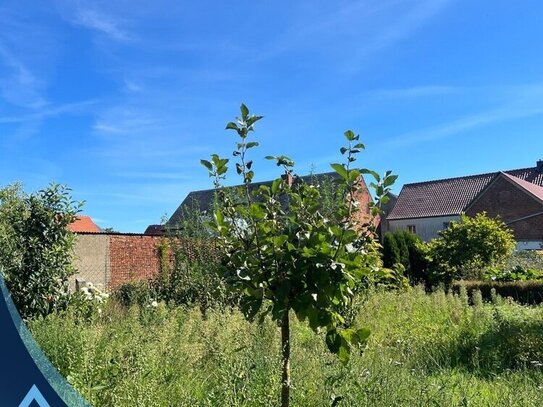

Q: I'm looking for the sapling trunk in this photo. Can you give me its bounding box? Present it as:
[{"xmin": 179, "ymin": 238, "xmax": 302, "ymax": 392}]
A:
[{"xmin": 281, "ymin": 311, "xmax": 290, "ymax": 407}]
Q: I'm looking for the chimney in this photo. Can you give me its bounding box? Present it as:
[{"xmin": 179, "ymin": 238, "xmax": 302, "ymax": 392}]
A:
[
  {"xmin": 281, "ymin": 172, "xmax": 294, "ymax": 187},
  {"xmin": 538, "ymin": 159, "xmax": 543, "ymax": 172}
]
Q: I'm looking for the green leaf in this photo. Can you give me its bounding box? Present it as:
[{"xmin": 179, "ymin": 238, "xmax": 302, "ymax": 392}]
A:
[
  {"xmin": 246, "ymin": 142, "xmax": 259, "ymax": 149},
  {"xmin": 344, "ymin": 130, "xmax": 356, "ymax": 141},
  {"xmin": 340, "ymin": 147, "xmax": 348, "ymax": 155},
  {"xmin": 240, "ymin": 103, "xmax": 249, "ymax": 119},
  {"xmin": 241, "ymin": 297, "xmax": 262, "ymax": 321},
  {"xmin": 348, "ymin": 169, "xmax": 360, "ymax": 183},
  {"xmin": 384, "ymin": 175, "xmax": 398, "ymax": 187},
  {"xmin": 274, "ymin": 235, "xmax": 288, "ymax": 247},
  {"xmin": 226, "ymin": 122, "xmax": 239, "ymax": 130},
  {"xmin": 338, "ymin": 340, "xmax": 351, "ymax": 365},
  {"xmin": 330, "ymin": 163, "xmax": 348, "ymax": 180},
  {"xmin": 200, "ymin": 159, "xmax": 212, "ymax": 171},
  {"xmin": 355, "ymin": 327, "xmax": 371, "ymax": 344},
  {"xmin": 249, "ymin": 204, "xmax": 265, "ymax": 219},
  {"xmin": 360, "ymin": 168, "xmax": 380, "ymax": 182},
  {"xmin": 271, "ymin": 178, "xmax": 282, "ymax": 194},
  {"xmin": 326, "ymin": 329, "xmax": 341, "ymax": 354},
  {"xmin": 214, "ymin": 210, "xmax": 225, "ymax": 226}
]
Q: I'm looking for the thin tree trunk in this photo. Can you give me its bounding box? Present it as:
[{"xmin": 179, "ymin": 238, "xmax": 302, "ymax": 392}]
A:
[{"xmin": 281, "ymin": 311, "xmax": 290, "ymax": 407}]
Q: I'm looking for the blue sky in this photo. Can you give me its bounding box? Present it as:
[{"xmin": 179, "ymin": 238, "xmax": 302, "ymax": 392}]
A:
[{"xmin": 1, "ymin": 1, "xmax": 543, "ymax": 232}]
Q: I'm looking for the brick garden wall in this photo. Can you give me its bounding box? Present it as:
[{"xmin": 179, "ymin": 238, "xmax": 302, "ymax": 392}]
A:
[
  {"xmin": 73, "ymin": 233, "xmax": 218, "ymax": 291},
  {"xmin": 108, "ymin": 234, "xmax": 163, "ymax": 288}
]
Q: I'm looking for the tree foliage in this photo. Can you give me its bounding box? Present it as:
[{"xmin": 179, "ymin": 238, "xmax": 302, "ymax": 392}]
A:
[
  {"xmin": 202, "ymin": 104, "xmax": 396, "ymax": 406},
  {"xmin": 426, "ymin": 212, "xmax": 516, "ymax": 284},
  {"xmin": 382, "ymin": 232, "xmax": 400, "ymax": 268},
  {"xmin": 0, "ymin": 183, "xmax": 81, "ymax": 319}
]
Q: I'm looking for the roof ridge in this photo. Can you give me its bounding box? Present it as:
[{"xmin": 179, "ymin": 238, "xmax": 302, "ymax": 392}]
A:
[
  {"xmin": 186, "ymin": 171, "xmax": 339, "ymax": 194},
  {"xmin": 403, "ymin": 166, "xmax": 536, "ymax": 187}
]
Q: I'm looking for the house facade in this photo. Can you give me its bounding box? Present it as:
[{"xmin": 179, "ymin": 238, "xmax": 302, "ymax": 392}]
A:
[{"xmin": 387, "ymin": 161, "xmax": 543, "ymax": 250}]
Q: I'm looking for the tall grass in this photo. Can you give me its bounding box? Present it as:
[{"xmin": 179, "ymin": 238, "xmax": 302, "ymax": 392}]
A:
[{"xmin": 29, "ymin": 287, "xmax": 543, "ymax": 406}]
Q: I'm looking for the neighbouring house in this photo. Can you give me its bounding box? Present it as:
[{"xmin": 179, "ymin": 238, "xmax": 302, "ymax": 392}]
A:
[
  {"xmin": 68, "ymin": 215, "xmax": 102, "ymax": 233},
  {"xmin": 386, "ymin": 160, "xmax": 543, "ymax": 250},
  {"xmin": 144, "ymin": 224, "xmax": 164, "ymax": 236},
  {"xmin": 166, "ymin": 171, "xmax": 380, "ymax": 232}
]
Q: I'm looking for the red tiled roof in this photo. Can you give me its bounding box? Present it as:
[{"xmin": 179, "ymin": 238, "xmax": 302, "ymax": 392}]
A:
[
  {"xmin": 68, "ymin": 216, "xmax": 101, "ymax": 233},
  {"xmin": 388, "ymin": 166, "xmax": 543, "ymax": 220}
]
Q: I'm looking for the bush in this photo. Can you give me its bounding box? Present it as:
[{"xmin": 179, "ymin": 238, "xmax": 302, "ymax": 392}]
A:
[
  {"xmin": 426, "ymin": 213, "xmax": 516, "ymax": 285},
  {"xmin": 382, "ymin": 231, "xmax": 428, "ymax": 283},
  {"xmin": 153, "ymin": 197, "xmax": 235, "ymax": 312},
  {"xmin": 503, "ymin": 250, "xmax": 543, "ymax": 273},
  {"xmin": 0, "ymin": 183, "xmax": 81, "ymax": 319},
  {"xmin": 399, "ymin": 231, "xmax": 428, "ymax": 283},
  {"xmin": 453, "ymin": 280, "xmax": 543, "ymax": 305},
  {"xmin": 382, "ymin": 233, "xmax": 400, "ymax": 268},
  {"xmin": 112, "ymin": 281, "xmax": 154, "ymax": 307}
]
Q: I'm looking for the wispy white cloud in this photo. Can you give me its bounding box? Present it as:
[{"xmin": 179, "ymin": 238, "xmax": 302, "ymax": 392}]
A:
[
  {"xmin": 72, "ymin": 7, "xmax": 134, "ymax": 43},
  {"xmin": 347, "ymin": 0, "xmax": 453, "ymax": 69},
  {"xmin": 369, "ymin": 85, "xmax": 461, "ymax": 99},
  {"xmin": 381, "ymin": 84, "xmax": 543, "ymax": 148},
  {"xmin": 0, "ymin": 43, "xmax": 47, "ymax": 109},
  {"xmin": 250, "ymin": 0, "xmax": 452, "ymax": 69},
  {"xmin": 114, "ymin": 171, "xmax": 194, "ymax": 180},
  {"xmin": 0, "ymin": 99, "xmax": 98, "ymax": 124}
]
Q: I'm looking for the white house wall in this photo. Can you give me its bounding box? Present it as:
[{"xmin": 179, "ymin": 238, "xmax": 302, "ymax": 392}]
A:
[
  {"xmin": 388, "ymin": 215, "xmax": 460, "ymax": 241},
  {"xmin": 516, "ymin": 241, "xmax": 543, "ymax": 251}
]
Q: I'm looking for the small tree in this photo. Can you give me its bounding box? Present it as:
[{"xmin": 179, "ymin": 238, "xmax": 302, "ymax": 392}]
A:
[
  {"xmin": 0, "ymin": 183, "xmax": 81, "ymax": 319},
  {"xmin": 426, "ymin": 212, "xmax": 516, "ymax": 284},
  {"xmin": 202, "ymin": 104, "xmax": 396, "ymax": 406},
  {"xmin": 400, "ymin": 231, "xmax": 428, "ymax": 283},
  {"xmin": 395, "ymin": 231, "xmax": 410, "ymax": 271},
  {"xmin": 382, "ymin": 232, "xmax": 400, "ymax": 268}
]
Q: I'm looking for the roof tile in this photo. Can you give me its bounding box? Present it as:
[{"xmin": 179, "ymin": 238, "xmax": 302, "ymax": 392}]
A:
[{"xmin": 388, "ymin": 166, "xmax": 543, "ymax": 220}]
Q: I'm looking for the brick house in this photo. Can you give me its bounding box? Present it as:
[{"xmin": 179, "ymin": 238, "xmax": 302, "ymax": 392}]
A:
[{"xmin": 386, "ymin": 160, "xmax": 543, "ymax": 250}]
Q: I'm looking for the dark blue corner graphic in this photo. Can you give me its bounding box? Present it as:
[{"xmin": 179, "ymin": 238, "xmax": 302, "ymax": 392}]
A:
[{"xmin": 0, "ymin": 273, "xmax": 91, "ymax": 407}]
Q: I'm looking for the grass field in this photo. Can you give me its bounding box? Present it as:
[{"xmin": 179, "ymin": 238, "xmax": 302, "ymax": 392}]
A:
[{"xmin": 29, "ymin": 287, "xmax": 543, "ymax": 406}]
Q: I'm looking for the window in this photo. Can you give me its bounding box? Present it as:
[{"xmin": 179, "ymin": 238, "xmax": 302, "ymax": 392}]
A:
[{"xmin": 407, "ymin": 225, "xmax": 416, "ymax": 234}]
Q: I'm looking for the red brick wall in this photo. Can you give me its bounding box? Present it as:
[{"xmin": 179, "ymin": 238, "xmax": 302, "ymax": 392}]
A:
[
  {"xmin": 465, "ymin": 176, "xmax": 543, "ymax": 240},
  {"xmin": 109, "ymin": 235, "xmax": 163, "ymax": 288},
  {"xmin": 352, "ymin": 177, "xmax": 377, "ymax": 230},
  {"xmin": 508, "ymin": 213, "xmax": 543, "ymax": 241}
]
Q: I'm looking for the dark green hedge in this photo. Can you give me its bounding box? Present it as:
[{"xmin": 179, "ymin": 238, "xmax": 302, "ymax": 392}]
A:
[{"xmin": 453, "ymin": 280, "xmax": 543, "ymax": 305}]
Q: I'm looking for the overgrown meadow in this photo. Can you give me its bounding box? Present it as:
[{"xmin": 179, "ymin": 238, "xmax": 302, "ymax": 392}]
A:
[{"xmin": 30, "ymin": 287, "xmax": 543, "ymax": 406}]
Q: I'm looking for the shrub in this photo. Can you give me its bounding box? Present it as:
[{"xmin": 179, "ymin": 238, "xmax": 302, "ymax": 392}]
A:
[
  {"xmin": 453, "ymin": 280, "xmax": 543, "ymax": 305},
  {"xmin": 394, "ymin": 231, "xmax": 410, "ymax": 270},
  {"xmin": 426, "ymin": 213, "xmax": 516, "ymax": 285},
  {"xmin": 491, "ymin": 266, "xmax": 543, "ymax": 282},
  {"xmin": 112, "ymin": 281, "xmax": 154, "ymax": 307},
  {"xmin": 0, "ymin": 183, "xmax": 81, "ymax": 319},
  {"xmin": 401, "ymin": 231, "xmax": 429, "ymax": 283},
  {"xmin": 382, "ymin": 232, "xmax": 400, "ymax": 268},
  {"xmin": 503, "ymin": 250, "xmax": 543, "ymax": 273},
  {"xmin": 382, "ymin": 231, "xmax": 428, "ymax": 283},
  {"xmin": 153, "ymin": 199, "xmax": 234, "ymax": 312}
]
